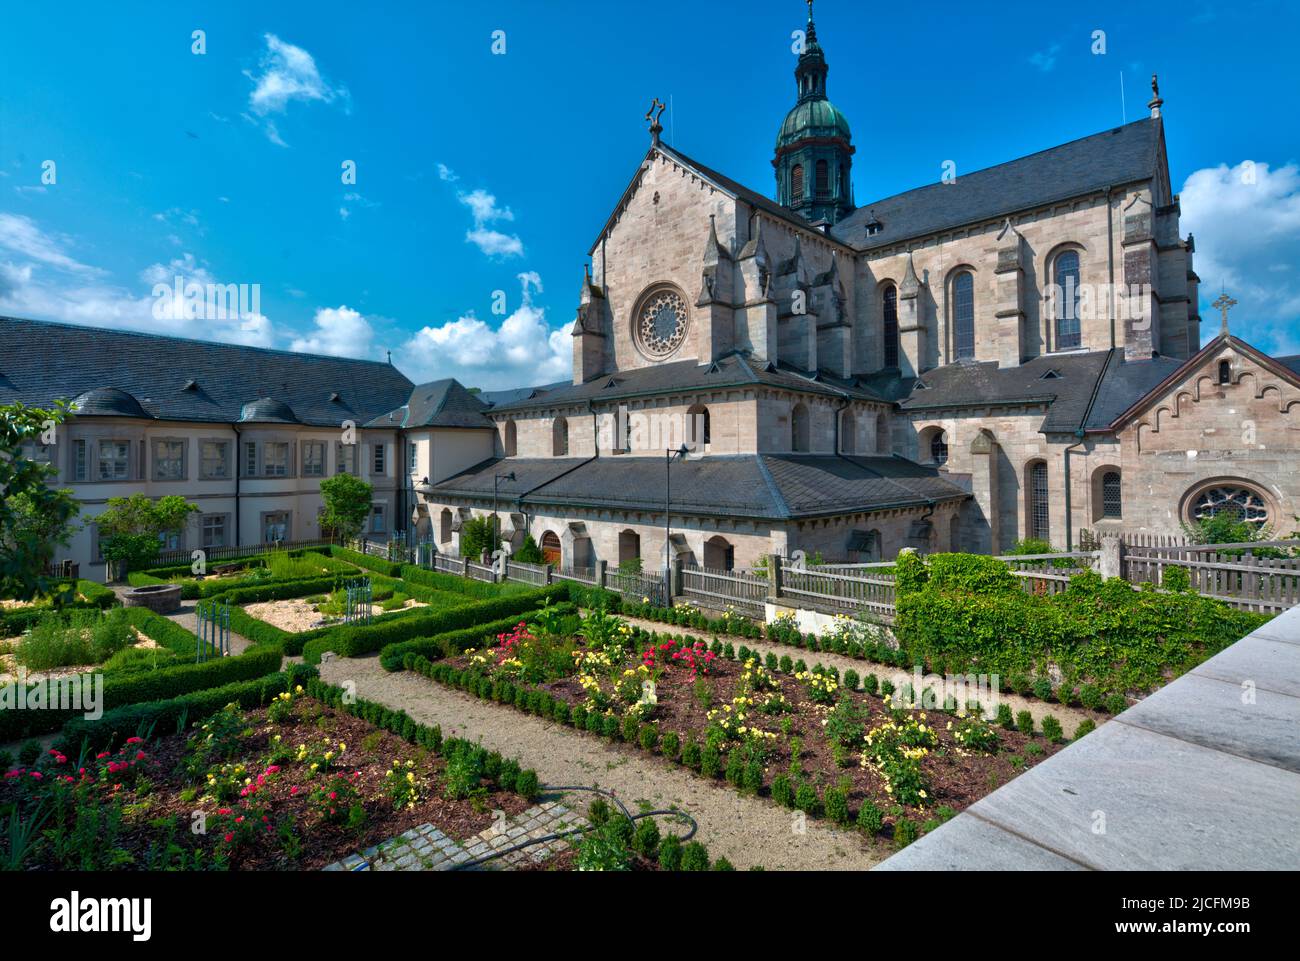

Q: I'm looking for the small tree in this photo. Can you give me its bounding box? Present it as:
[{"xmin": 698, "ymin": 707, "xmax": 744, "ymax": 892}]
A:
[
  {"xmin": 459, "ymin": 515, "xmax": 496, "ymax": 559},
  {"xmin": 319, "ymin": 474, "xmax": 373, "ymax": 543},
  {"xmin": 514, "ymin": 533, "xmax": 544, "ymax": 564},
  {"xmin": 0, "ymin": 402, "xmax": 82, "ymax": 600},
  {"xmin": 96, "ymin": 493, "xmax": 199, "ymax": 579}
]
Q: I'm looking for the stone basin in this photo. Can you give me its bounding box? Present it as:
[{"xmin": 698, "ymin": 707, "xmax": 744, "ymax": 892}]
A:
[{"xmin": 122, "ymin": 583, "xmax": 183, "ymax": 614}]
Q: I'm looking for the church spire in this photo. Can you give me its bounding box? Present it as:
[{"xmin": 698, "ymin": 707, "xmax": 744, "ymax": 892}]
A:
[{"xmin": 774, "ymin": 1, "xmax": 855, "ymax": 224}]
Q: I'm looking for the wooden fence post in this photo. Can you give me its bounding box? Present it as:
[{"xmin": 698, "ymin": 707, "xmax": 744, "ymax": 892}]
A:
[
  {"xmin": 766, "ymin": 553, "xmax": 783, "ymax": 604},
  {"xmin": 670, "ymin": 557, "xmax": 683, "ymax": 601},
  {"xmin": 596, "ymin": 559, "xmax": 607, "ymax": 590}
]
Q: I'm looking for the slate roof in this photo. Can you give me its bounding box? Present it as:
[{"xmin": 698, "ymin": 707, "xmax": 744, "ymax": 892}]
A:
[
  {"xmin": 0, "ymin": 315, "xmax": 416, "ymax": 428},
  {"xmin": 833, "ymin": 119, "xmax": 1162, "ymax": 250},
  {"xmin": 428, "ymin": 453, "xmax": 968, "ymax": 520},
  {"xmin": 366, "ymin": 378, "xmax": 495, "ymax": 430},
  {"xmin": 488, "ymin": 351, "xmax": 884, "ymax": 413}
]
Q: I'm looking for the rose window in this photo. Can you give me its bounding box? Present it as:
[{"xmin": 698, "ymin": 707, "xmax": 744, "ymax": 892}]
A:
[
  {"xmin": 637, "ymin": 289, "xmax": 689, "ymax": 358},
  {"xmin": 1190, "ymin": 486, "xmax": 1269, "ymax": 527}
]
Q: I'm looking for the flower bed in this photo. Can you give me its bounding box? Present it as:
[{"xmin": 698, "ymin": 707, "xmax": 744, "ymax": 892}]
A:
[
  {"xmin": 2, "ymin": 679, "xmax": 542, "ymax": 870},
  {"xmin": 404, "ymin": 610, "xmax": 1078, "ymax": 847}
]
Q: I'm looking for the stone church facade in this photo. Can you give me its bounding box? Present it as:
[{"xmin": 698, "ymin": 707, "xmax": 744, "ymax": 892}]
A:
[{"xmin": 419, "ymin": 3, "xmax": 1300, "ymax": 569}]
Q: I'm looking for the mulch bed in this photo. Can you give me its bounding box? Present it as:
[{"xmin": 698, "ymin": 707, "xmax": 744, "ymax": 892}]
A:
[
  {"xmin": 447, "ymin": 641, "xmax": 1067, "ymax": 824},
  {"xmin": 2, "ymin": 697, "xmax": 533, "ymax": 871}
]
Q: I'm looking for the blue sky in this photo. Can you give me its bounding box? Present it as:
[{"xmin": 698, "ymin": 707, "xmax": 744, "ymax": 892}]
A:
[{"xmin": 2, "ymin": 0, "xmax": 1298, "ymax": 388}]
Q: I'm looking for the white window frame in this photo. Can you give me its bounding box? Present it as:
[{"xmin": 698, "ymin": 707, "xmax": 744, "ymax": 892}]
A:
[
  {"xmin": 153, "ymin": 438, "xmax": 186, "ymax": 481},
  {"xmin": 201, "ymin": 513, "xmax": 228, "ymax": 549},
  {"xmin": 200, "ymin": 440, "xmax": 231, "ymax": 480},
  {"xmin": 372, "ymin": 442, "xmax": 386, "ymax": 476},
  {"xmin": 371, "ymin": 504, "xmax": 387, "ymax": 534},
  {"xmin": 98, "ymin": 440, "xmax": 131, "ymax": 481},
  {"xmin": 263, "ymin": 442, "xmax": 290, "ymax": 478},
  {"xmin": 335, "ymin": 442, "xmax": 357, "ymax": 476},
  {"xmin": 302, "ymin": 441, "xmax": 326, "ymax": 478}
]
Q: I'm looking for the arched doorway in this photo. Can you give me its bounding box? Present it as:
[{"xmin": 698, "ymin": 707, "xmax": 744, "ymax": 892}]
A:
[
  {"xmin": 618, "ymin": 529, "xmax": 641, "ymax": 570},
  {"xmin": 541, "ymin": 531, "xmax": 562, "ymax": 565},
  {"xmin": 439, "ymin": 508, "xmax": 452, "ymax": 545},
  {"xmin": 703, "ymin": 535, "xmax": 735, "ymax": 571}
]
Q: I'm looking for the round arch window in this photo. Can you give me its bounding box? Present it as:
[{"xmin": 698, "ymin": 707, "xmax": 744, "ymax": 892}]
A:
[
  {"xmin": 633, "ymin": 285, "xmax": 691, "ymax": 359},
  {"xmin": 1187, "ymin": 482, "xmax": 1271, "ymax": 529}
]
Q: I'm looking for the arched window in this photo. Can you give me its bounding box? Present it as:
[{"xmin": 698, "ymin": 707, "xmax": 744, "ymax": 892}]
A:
[
  {"xmin": 540, "ymin": 531, "xmax": 562, "ymax": 565},
  {"xmin": 929, "ymin": 430, "xmax": 949, "ymax": 466},
  {"xmin": 840, "ymin": 410, "xmax": 856, "ymax": 454},
  {"xmin": 791, "ymin": 164, "xmax": 804, "ymax": 200},
  {"xmin": 882, "ymin": 285, "xmax": 899, "ymax": 368},
  {"xmin": 1054, "ymin": 250, "xmax": 1082, "ymax": 350},
  {"xmin": 791, "ymin": 402, "xmax": 810, "ymax": 452},
  {"xmin": 815, "ymin": 159, "xmax": 829, "ymax": 196},
  {"xmin": 503, "ymin": 420, "xmax": 517, "ymax": 457},
  {"xmin": 875, "ymin": 412, "xmax": 889, "ymax": 454},
  {"xmin": 552, "ymin": 417, "xmax": 568, "ymax": 456},
  {"xmin": 1218, "ymin": 360, "xmax": 1232, "ymax": 385},
  {"xmin": 952, "ymin": 271, "xmax": 975, "ymax": 360},
  {"xmin": 618, "ymin": 529, "xmax": 641, "ymax": 570},
  {"xmin": 1102, "ymin": 471, "xmax": 1123, "ymax": 519},
  {"xmin": 703, "ymin": 535, "xmax": 735, "ymax": 571},
  {"xmin": 686, "ymin": 404, "xmax": 710, "ymax": 448},
  {"xmin": 1189, "ymin": 483, "xmax": 1270, "ymax": 529},
  {"xmin": 439, "ymin": 508, "xmax": 452, "ymax": 545},
  {"xmin": 1028, "ymin": 461, "xmax": 1050, "ymax": 542}
]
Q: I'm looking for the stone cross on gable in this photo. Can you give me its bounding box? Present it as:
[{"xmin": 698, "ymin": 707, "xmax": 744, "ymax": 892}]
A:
[
  {"xmin": 1213, "ymin": 292, "xmax": 1237, "ymax": 334},
  {"xmin": 645, "ymin": 98, "xmax": 666, "ymax": 144}
]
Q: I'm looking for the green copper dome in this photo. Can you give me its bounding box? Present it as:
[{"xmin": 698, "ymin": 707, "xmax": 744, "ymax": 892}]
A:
[{"xmin": 777, "ymin": 98, "xmax": 852, "ymax": 150}]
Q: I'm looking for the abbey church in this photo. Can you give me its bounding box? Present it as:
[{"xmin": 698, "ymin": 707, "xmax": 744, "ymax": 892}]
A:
[
  {"xmin": 421, "ymin": 2, "xmax": 1300, "ymax": 569},
  {"xmin": 8, "ymin": 3, "xmax": 1300, "ymax": 580}
]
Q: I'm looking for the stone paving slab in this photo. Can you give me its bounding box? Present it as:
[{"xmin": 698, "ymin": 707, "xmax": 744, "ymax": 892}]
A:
[
  {"xmin": 875, "ymin": 605, "xmax": 1300, "ymax": 871},
  {"xmin": 1116, "ymin": 672, "xmax": 1300, "ymax": 773}
]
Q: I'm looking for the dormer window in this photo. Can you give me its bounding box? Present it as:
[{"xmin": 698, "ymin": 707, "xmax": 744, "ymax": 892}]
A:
[{"xmin": 1218, "ymin": 360, "xmax": 1232, "ymax": 385}]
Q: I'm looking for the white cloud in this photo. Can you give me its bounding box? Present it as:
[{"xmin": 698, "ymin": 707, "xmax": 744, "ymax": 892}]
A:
[
  {"xmin": 0, "ymin": 214, "xmax": 273, "ymax": 347},
  {"xmin": 1029, "ymin": 43, "xmax": 1061, "ymax": 72},
  {"xmin": 1180, "ymin": 160, "xmax": 1300, "ymax": 354},
  {"xmin": 243, "ymin": 34, "xmax": 347, "ymax": 145},
  {"xmin": 289, "ymin": 305, "xmax": 374, "ymax": 358},
  {"xmin": 436, "ymin": 163, "xmax": 459, "ymax": 182},
  {"xmin": 456, "ymin": 188, "xmax": 523, "ymax": 258},
  {"xmin": 400, "ymin": 272, "xmax": 569, "ymax": 389}
]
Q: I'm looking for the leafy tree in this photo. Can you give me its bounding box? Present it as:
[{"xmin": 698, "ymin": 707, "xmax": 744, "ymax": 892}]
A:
[
  {"xmin": 459, "ymin": 515, "xmax": 495, "ymax": 559},
  {"xmin": 1185, "ymin": 513, "xmax": 1265, "ymax": 547},
  {"xmin": 514, "ymin": 533, "xmax": 544, "ymax": 564},
  {"xmin": 96, "ymin": 493, "xmax": 199, "ymax": 578},
  {"xmin": 319, "ymin": 473, "xmax": 373, "ymax": 542},
  {"xmin": 0, "ymin": 402, "xmax": 82, "ymax": 600}
]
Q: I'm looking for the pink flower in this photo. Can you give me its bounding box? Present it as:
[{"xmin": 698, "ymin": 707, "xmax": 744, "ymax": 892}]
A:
[
  {"xmin": 126, "ymin": 736, "xmax": 143, "ymax": 745},
  {"xmin": 29, "ymin": 771, "xmax": 42, "ymax": 780},
  {"xmin": 224, "ymin": 832, "xmax": 234, "ymax": 843}
]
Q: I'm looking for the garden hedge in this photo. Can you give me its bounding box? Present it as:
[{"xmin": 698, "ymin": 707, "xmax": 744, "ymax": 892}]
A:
[
  {"xmin": 893, "ymin": 564, "xmax": 1269, "ymax": 694},
  {"xmin": 300, "ymin": 584, "xmax": 567, "ymax": 664},
  {"xmin": 0, "ymin": 640, "xmax": 284, "ymax": 741},
  {"xmin": 378, "ymin": 603, "xmax": 578, "ymax": 671},
  {"xmin": 56, "ymin": 664, "xmax": 311, "ymax": 754},
  {"xmin": 0, "ymin": 580, "xmax": 118, "ymax": 635}
]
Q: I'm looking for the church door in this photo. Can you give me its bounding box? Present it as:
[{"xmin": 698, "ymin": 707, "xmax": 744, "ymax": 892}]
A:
[{"xmin": 541, "ymin": 531, "xmax": 562, "ymax": 566}]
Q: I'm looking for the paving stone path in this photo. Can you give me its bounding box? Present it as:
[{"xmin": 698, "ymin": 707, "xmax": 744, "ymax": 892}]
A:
[
  {"xmin": 324, "ymin": 801, "xmax": 586, "ymax": 871},
  {"xmin": 318, "ymin": 653, "xmax": 885, "ymax": 871}
]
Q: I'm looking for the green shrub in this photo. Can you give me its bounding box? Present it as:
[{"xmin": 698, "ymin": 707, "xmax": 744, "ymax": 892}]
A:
[
  {"xmin": 1040, "ymin": 714, "xmax": 1064, "ymax": 743},
  {"xmin": 1015, "ymin": 710, "xmax": 1035, "ymax": 736},
  {"xmin": 661, "ymin": 731, "xmax": 680, "ymax": 760},
  {"xmin": 657, "ymin": 833, "xmax": 682, "ymax": 870},
  {"xmin": 680, "ymin": 841, "xmax": 710, "ymax": 872},
  {"xmin": 18, "ymin": 739, "xmax": 41, "ymax": 766},
  {"xmin": 1079, "ymin": 683, "xmax": 1103, "ymax": 710},
  {"xmin": 1074, "ymin": 718, "xmax": 1096, "ymax": 739},
  {"xmin": 996, "ymin": 702, "xmax": 1015, "ymax": 729},
  {"xmin": 793, "ymin": 782, "xmax": 820, "ymax": 816},
  {"xmin": 1032, "ymin": 678, "xmax": 1054, "ymax": 701},
  {"xmin": 771, "ymin": 774, "xmax": 794, "ymax": 807},
  {"xmin": 711, "ymin": 857, "xmax": 736, "ymax": 871},
  {"xmin": 856, "ymin": 800, "xmax": 884, "ymax": 834},
  {"xmin": 633, "ymin": 817, "xmax": 660, "ymax": 859},
  {"xmin": 824, "ymin": 786, "xmax": 850, "ymax": 824},
  {"xmin": 893, "ymin": 817, "xmax": 918, "ymax": 848},
  {"xmin": 1104, "ymin": 693, "xmax": 1128, "ymax": 715}
]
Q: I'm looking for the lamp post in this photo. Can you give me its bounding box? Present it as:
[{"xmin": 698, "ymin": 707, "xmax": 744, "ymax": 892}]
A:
[
  {"xmin": 493, "ymin": 471, "xmax": 516, "ymax": 556},
  {"xmin": 664, "ymin": 444, "xmax": 690, "ymax": 598}
]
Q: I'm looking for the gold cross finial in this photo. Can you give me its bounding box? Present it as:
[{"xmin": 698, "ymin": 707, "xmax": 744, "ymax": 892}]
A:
[{"xmin": 1212, "ymin": 291, "xmax": 1237, "ymax": 334}]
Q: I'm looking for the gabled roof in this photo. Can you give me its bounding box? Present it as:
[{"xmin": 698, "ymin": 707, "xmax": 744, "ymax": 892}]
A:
[
  {"xmin": 1098, "ymin": 333, "xmax": 1300, "ymax": 432},
  {"xmin": 366, "ymin": 378, "xmax": 495, "ymax": 430},
  {"xmin": 427, "ymin": 453, "xmax": 968, "ymax": 520},
  {"xmin": 0, "ymin": 315, "xmax": 414, "ymax": 428},
  {"xmin": 832, "ymin": 119, "xmax": 1162, "ymax": 251},
  {"xmin": 486, "ymin": 351, "xmax": 885, "ymax": 413}
]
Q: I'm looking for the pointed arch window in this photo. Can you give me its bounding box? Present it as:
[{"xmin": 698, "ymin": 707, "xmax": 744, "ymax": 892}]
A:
[
  {"xmin": 1029, "ymin": 461, "xmax": 1050, "ymax": 541},
  {"xmin": 1054, "ymin": 250, "xmax": 1082, "ymax": 350},
  {"xmin": 882, "ymin": 284, "xmax": 899, "ymax": 368},
  {"xmin": 791, "ymin": 402, "xmax": 810, "ymax": 452},
  {"xmin": 953, "ymin": 271, "xmax": 975, "ymax": 360}
]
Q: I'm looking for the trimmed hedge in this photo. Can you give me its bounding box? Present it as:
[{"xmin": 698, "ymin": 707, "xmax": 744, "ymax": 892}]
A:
[
  {"xmin": 894, "ymin": 565, "xmax": 1269, "ymax": 695},
  {"xmin": 378, "ymin": 603, "xmax": 578, "ymax": 671},
  {"xmin": 56, "ymin": 665, "xmax": 309, "ymax": 754},
  {"xmin": 328, "ymin": 546, "xmax": 403, "ymax": 577},
  {"xmin": 0, "ymin": 580, "xmax": 119, "ymax": 636},
  {"xmin": 0, "ymin": 641, "xmax": 284, "ymax": 741},
  {"xmin": 398, "ymin": 564, "xmax": 531, "ymax": 599},
  {"xmin": 301, "ymin": 585, "xmax": 566, "ymax": 664}
]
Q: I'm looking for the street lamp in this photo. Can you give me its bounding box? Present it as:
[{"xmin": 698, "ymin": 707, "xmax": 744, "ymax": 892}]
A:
[
  {"xmin": 664, "ymin": 444, "xmax": 690, "ymax": 596},
  {"xmin": 493, "ymin": 471, "xmax": 516, "ymax": 556}
]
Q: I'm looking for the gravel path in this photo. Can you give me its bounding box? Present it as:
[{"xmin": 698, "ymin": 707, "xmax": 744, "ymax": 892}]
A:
[
  {"xmin": 619, "ymin": 614, "xmax": 1101, "ymax": 730},
  {"xmin": 318, "ymin": 653, "xmax": 887, "ymax": 871}
]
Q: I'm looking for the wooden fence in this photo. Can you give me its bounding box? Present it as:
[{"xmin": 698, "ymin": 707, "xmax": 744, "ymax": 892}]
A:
[
  {"xmin": 1122, "ymin": 539, "xmax": 1300, "ymax": 613},
  {"xmin": 155, "ymin": 538, "xmax": 333, "ymax": 568},
  {"xmin": 776, "ymin": 559, "xmax": 896, "ymax": 619},
  {"xmin": 680, "ymin": 565, "xmax": 767, "ymax": 614}
]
